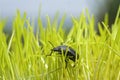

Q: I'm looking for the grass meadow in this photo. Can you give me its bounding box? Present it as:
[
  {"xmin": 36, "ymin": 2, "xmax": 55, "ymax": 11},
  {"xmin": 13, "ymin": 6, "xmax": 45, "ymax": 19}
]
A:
[{"xmin": 0, "ymin": 7, "xmax": 120, "ymax": 80}]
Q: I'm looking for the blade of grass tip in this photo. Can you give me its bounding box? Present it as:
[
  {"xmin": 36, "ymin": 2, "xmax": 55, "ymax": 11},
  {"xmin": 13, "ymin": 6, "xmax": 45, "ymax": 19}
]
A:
[
  {"xmin": 112, "ymin": 6, "xmax": 120, "ymax": 41},
  {"xmin": 102, "ymin": 22, "xmax": 111, "ymax": 36},
  {"xmin": 6, "ymin": 30, "xmax": 15, "ymax": 79},
  {"xmin": 114, "ymin": 6, "xmax": 120, "ymax": 25},
  {"xmin": 98, "ymin": 22, "xmax": 103, "ymax": 35},
  {"xmin": 38, "ymin": 18, "xmax": 43, "ymax": 30},
  {"xmin": 86, "ymin": 9, "xmax": 95, "ymax": 31},
  {"xmin": 104, "ymin": 13, "xmax": 109, "ymax": 26},
  {"xmin": 38, "ymin": 18, "xmax": 45, "ymax": 41},
  {"xmin": 46, "ymin": 15, "xmax": 51, "ymax": 30},
  {"xmin": 71, "ymin": 16, "xmax": 78, "ymax": 28},
  {"xmin": 52, "ymin": 12, "xmax": 59, "ymax": 28},
  {"xmin": 58, "ymin": 14, "xmax": 66, "ymax": 32},
  {"xmin": 67, "ymin": 16, "xmax": 77, "ymax": 39}
]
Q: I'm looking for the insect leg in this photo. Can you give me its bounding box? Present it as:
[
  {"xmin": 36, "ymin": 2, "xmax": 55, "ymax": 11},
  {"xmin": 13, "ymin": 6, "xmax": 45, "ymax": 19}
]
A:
[
  {"xmin": 46, "ymin": 51, "xmax": 53, "ymax": 57},
  {"xmin": 65, "ymin": 58, "xmax": 69, "ymax": 68}
]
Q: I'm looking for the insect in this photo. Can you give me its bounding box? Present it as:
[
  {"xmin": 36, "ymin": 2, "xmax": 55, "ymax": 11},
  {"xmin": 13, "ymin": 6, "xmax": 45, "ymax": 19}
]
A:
[
  {"xmin": 50, "ymin": 45, "xmax": 79, "ymax": 62},
  {"xmin": 47, "ymin": 41, "xmax": 79, "ymax": 67}
]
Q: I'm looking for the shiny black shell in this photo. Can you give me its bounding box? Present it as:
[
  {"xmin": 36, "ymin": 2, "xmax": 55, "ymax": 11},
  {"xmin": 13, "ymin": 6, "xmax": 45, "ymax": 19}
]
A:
[{"xmin": 51, "ymin": 45, "xmax": 79, "ymax": 62}]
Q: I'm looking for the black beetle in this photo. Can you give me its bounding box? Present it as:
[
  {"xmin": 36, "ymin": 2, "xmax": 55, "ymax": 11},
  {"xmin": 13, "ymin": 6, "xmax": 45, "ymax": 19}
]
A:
[{"xmin": 49, "ymin": 45, "xmax": 79, "ymax": 62}]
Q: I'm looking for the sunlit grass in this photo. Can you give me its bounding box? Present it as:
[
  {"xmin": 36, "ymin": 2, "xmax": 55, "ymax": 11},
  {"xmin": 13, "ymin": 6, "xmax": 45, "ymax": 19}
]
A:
[{"xmin": 0, "ymin": 7, "xmax": 120, "ymax": 80}]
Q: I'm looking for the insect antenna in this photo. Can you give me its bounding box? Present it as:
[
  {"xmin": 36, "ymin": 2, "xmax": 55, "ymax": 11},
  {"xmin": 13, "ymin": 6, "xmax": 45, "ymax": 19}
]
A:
[{"xmin": 48, "ymin": 41, "xmax": 55, "ymax": 48}]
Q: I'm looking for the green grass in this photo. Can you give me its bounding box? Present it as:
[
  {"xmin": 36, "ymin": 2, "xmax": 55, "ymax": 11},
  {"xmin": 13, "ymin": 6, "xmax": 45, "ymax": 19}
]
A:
[{"xmin": 0, "ymin": 7, "xmax": 120, "ymax": 80}]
